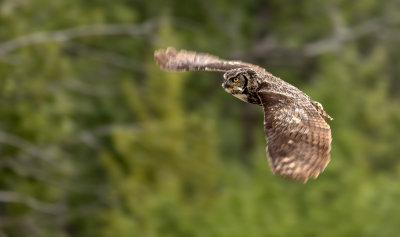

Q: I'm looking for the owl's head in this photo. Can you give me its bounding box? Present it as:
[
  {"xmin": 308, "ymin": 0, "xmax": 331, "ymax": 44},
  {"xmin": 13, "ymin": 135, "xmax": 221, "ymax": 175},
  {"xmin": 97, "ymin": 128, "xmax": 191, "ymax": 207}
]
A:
[
  {"xmin": 222, "ymin": 68, "xmax": 261, "ymax": 104},
  {"xmin": 222, "ymin": 68, "xmax": 252, "ymax": 94}
]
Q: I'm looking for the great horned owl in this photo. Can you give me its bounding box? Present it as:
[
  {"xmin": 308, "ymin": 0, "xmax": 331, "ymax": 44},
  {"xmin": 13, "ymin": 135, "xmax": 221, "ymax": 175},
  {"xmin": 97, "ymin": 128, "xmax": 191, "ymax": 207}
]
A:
[{"xmin": 154, "ymin": 47, "xmax": 332, "ymax": 183}]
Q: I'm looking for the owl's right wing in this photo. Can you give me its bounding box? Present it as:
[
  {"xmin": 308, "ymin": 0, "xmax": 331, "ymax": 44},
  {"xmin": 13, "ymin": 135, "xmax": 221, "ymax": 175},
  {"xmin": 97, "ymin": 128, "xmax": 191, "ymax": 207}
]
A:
[
  {"xmin": 258, "ymin": 90, "xmax": 332, "ymax": 183},
  {"xmin": 154, "ymin": 47, "xmax": 263, "ymax": 72}
]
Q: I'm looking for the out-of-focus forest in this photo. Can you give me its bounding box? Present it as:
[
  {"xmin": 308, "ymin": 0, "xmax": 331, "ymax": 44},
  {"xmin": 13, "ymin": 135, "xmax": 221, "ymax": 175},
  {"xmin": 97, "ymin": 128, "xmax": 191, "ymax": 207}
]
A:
[{"xmin": 1, "ymin": 0, "xmax": 400, "ymax": 236}]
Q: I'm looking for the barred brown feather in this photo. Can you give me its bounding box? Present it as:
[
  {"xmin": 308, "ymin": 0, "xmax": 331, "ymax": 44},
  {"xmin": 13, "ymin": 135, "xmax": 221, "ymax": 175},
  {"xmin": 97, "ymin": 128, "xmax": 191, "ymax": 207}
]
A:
[{"xmin": 258, "ymin": 90, "xmax": 331, "ymax": 183}]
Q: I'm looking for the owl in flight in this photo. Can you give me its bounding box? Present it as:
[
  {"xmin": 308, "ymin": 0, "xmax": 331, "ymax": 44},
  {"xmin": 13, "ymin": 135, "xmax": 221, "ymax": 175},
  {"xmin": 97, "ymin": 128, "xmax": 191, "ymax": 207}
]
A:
[{"xmin": 154, "ymin": 47, "xmax": 332, "ymax": 183}]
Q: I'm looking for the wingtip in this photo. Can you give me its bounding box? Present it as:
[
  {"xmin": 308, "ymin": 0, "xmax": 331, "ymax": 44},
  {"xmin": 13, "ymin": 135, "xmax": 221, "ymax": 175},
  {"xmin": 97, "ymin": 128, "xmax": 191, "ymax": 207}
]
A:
[
  {"xmin": 154, "ymin": 48, "xmax": 167, "ymax": 69},
  {"xmin": 154, "ymin": 47, "xmax": 178, "ymax": 70},
  {"xmin": 272, "ymin": 161, "xmax": 329, "ymax": 184}
]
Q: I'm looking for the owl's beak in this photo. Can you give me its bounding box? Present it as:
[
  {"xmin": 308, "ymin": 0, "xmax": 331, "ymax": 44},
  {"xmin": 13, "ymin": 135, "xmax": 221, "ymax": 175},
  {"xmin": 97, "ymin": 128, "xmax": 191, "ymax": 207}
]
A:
[{"xmin": 222, "ymin": 82, "xmax": 226, "ymax": 89}]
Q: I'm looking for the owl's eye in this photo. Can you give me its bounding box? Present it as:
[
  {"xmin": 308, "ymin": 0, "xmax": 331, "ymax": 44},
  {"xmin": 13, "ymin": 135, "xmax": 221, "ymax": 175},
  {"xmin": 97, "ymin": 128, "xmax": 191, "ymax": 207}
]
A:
[{"xmin": 233, "ymin": 77, "xmax": 239, "ymax": 82}]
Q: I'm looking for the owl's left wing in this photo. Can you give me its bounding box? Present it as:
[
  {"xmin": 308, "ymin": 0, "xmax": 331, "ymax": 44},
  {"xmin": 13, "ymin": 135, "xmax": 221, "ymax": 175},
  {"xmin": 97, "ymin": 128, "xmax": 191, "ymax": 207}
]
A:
[
  {"xmin": 258, "ymin": 90, "xmax": 332, "ymax": 183},
  {"xmin": 155, "ymin": 47, "xmax": 263, "ymax": 72}
]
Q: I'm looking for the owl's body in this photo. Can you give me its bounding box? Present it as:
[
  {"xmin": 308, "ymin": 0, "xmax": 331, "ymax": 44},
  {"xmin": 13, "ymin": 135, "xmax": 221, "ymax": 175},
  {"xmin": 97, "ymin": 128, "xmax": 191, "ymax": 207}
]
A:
[{"xmin": 155, "ymin": 47, "xmax": 332, "ymax": 183}]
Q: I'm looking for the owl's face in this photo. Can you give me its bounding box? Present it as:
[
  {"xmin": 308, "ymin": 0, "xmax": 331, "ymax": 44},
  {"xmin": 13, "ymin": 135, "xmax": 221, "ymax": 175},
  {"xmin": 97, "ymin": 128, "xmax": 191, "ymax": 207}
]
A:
[{"xmin": 222, "ymin": 69, "xmax": 250, "ymax": 103}]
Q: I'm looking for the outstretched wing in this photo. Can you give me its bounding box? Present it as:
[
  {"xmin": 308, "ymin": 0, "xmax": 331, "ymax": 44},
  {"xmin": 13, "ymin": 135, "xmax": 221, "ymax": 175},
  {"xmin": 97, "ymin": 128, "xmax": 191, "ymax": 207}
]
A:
[
  {"xmin": 258, "ymin": 90, "xmax": 331, "ymax": 183},
  {"xmin": 154, "ymin": 47, "xmax": 263, "ymax": 72}
]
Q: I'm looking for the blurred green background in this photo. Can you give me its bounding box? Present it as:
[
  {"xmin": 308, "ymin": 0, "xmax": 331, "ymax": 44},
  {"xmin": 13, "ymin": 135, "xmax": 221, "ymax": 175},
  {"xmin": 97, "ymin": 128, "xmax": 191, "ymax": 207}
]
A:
[{"xmin": 1, "ymin": 0, "xmax": 400, "ymax": 236}]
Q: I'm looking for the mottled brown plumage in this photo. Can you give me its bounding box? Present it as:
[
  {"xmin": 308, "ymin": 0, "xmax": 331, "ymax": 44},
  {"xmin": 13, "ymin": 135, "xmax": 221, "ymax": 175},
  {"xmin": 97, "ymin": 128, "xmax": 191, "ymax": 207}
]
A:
[{"xmin": 154, "ymin": 47, "xmax": 332, "ymax": 183}]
